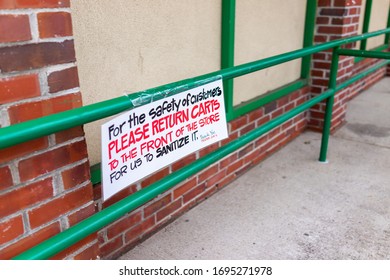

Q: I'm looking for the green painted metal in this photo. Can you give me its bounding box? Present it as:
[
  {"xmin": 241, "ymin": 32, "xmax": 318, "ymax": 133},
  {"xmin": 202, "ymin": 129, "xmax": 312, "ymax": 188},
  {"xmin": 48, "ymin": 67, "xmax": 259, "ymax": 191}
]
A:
[
  {"xmin": 221, "ymin": 0, "xmax": 236, "ymax": 120},
  {"xmin": 354, "ymin": 44, "xmax": 389, "ymax": 63},
  {"xmin": 13, "ymin": 87, "xmax": 336, "ymax": 260},
  {"xmin": 338, "ymin": 49, "xmax": 390, "ymax": 59},
  {"xmin": 301, "ymin": 0, "xmax": 318, "ymax": 79},
  {"xmin": 360, "ymin": 0, "xmax": 373, "ymax": 51},
  {"xmin": 385, "ymin": 5, "xmax": 390, "ymax": 44},
  {"xmin": 334, "ymin": 60, "xmax": 389, "ymax": 92},
  {"xmin": 1, "ymin": 28, "xmax": 390, "ymax": 150},
  {"xmin": 2, "ymin": 26, "xmax": 390, "ymax": 259},
  {"xmin": 90, "ymin": 164, "xmax": 101, "ymax": 185},
  {"xmin": 319, "ymin": 47, "xmax": 339, "ymax": 162}
]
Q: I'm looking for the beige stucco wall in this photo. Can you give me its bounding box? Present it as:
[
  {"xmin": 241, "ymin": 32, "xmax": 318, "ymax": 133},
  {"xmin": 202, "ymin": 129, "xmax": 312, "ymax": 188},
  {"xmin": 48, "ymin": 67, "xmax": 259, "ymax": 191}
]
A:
[
  {"xmin": 71, "ymin": 0, "xmax": 221, "ymax": 164},
  {"xmin": 358, "ymin": 0, "xmax": 390, "ymax": 49},
  {"xmin": 71, "ymin": 0, "xmax": 307, "ymax": 164},
  {"xmin": 234, "ymin": 0, "xmax": 306, "ymax": 105}
]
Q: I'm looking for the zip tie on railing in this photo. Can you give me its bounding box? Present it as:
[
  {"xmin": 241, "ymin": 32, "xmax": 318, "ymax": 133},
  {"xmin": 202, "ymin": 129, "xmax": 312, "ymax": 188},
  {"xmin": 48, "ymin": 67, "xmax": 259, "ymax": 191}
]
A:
[{"xmin": 123, "ymin": 75, "xmax": 223, "ymax": 107}]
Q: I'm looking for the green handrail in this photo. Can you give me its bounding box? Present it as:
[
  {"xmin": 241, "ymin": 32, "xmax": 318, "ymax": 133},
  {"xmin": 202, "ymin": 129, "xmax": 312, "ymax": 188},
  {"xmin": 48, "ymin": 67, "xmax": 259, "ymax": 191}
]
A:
[
  {"xmin": 4, "ymin": 28, "xmax": 390, "ymax": 260},
  {"xmin": 1, "ymin": 28, "xmax": 390, "ymax": 150}
]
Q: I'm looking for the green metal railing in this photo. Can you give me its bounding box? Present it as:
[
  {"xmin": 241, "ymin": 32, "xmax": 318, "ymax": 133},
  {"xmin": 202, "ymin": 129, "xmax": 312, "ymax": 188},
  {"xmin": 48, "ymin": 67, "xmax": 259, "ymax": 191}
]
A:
[{"xmin": 1, "ymin": 28, "xmax": 389, "ymax": 259}]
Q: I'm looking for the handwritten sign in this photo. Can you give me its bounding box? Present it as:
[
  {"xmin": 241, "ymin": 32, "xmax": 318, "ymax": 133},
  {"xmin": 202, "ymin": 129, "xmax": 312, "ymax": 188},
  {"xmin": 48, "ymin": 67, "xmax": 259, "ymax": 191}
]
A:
[{"xmin": 101, "ymin": 79, "xmax": 228, "ymax": 200}]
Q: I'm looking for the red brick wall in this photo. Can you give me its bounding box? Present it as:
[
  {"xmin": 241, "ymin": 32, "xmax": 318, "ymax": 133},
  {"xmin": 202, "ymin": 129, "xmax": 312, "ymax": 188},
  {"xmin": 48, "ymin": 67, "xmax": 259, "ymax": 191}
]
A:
[
  {"xmin": 0, "ymin": 1, "xmax": 97, "ymax": 259},
  {"xmin": 309, "ymin": 0, "xmax": 388, "ymax": 133},
  {"xmin": 95, "ymin": 87, "xmax": 310, "ymax": 259},
  {"xmin": 1, "ymin": 0, "xmax": 388, "ymax": 260}
]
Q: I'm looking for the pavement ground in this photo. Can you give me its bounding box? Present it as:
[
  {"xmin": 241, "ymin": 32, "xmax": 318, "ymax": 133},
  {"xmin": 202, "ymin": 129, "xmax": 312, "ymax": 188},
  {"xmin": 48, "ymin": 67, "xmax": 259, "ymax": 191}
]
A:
[{"xmin": 119, "ymin": 78, "xmax": 390, "ymax": 260}]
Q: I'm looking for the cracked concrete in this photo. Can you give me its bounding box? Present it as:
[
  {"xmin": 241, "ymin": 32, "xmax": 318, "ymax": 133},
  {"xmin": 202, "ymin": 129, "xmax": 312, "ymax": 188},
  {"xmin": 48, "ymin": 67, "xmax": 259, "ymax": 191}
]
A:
[{"xmin": 119, "ymin": 78, "xmax": 390, "ymax": 260}]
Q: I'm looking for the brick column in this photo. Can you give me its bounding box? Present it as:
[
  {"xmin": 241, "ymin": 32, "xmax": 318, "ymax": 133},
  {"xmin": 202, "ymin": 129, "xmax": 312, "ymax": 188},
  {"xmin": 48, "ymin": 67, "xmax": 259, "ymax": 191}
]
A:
[
  {"xmin": 309, "ymin": 0, "xmax": 362, "ymax": 132},
  {"xmin": 0, "ymin": 1, "xmax": 98, "ymax": 259}
]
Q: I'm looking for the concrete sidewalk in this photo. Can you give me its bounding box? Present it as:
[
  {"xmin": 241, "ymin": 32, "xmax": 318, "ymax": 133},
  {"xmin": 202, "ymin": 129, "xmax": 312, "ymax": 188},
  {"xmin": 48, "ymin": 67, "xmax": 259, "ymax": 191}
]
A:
[{"xmin": 120, "ymin": 78, "xmax": 390, "ymax": 260}]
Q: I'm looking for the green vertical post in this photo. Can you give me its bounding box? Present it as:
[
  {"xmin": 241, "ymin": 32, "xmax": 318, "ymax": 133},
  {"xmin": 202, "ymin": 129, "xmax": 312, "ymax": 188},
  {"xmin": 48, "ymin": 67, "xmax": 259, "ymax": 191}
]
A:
[
  {"xmin": 301, "ymin": 0, "xmax": 318, "ymax": 79},
  {"xmin": 385, "ymin": 5, "xmax": 390, "ymax": 45},
  {"xmin": 319, "ymin": 47, "xmax": 339, "ymax": 162},
  {"xmin": 360, "ymin": 0, "xmax": 373, "ymax": 50},
  {"xmin": 221, "ymin": 0, "xmax": 236, "ymax": 121}
]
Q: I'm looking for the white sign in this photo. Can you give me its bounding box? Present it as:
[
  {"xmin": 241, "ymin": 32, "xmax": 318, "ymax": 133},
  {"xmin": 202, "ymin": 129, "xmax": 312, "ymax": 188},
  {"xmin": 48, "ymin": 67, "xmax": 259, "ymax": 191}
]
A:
[{"xmin": 101, "ymin": 79, "xmax": 228, "ymax": 200}]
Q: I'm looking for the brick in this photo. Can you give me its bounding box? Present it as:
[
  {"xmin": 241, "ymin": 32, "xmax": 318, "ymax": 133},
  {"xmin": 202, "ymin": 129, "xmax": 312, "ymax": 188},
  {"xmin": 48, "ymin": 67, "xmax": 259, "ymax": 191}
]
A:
[
  {"xmin": 156, "ymin": 199, "xmax": 182, "ymax": 221},
  {"xmin": 0, "ymin": 215, "xmax": 24, "ymax": 244},
  {"xmin": 171, "ymin": 153, "xmax": 196, "ymax": 172},
  {"xmin": 318, "ymin": 0, "xmax": 331, "ymax": 6},
  {"xmin": 0, "ymin": 0, "xmax": 70, "ymax": 9},
  {"xmin": 173, "ymin": 177, "xmax": 197, "ymax": 199},
  {"xmin": 106, "ymin": 211, "xmax": 142, "ymax": 239},
  {"xmin": 198, "ymin": 164, "xmax": 219, "ymax": 183},
  {"xmin": 28, "ymin": 183, "xmax": 93, "ymax": 229},
  {"xmin": 141, "ymin": 167, "xmax": 170, "ymax": 188},
  {"xmin": 226, "ymin": 158, "xmax": 244, "ymax": 175},
  {"xmin": 73, "ymin": 242, "xmax": 99, "ymax": 260},
  {"xmin": 68, "ymin": 203, "xmax": 95, "ymax": 226},
  {"xmin": 124, "ymin": 216, "xmax": 155, "ymax": 243},
  {"xmin": 0, "ymin": 40, "xmax": 76, "ymax": 73},
  {"xmin": 19, "ymin": 140, "xmax": 88, "ymax": 182},
  {"xmin": 38, "ymin": 12, "xmax": 72, "ymax": 38},
  {"xmin": 318, "ymin": 26, "xmax": 344, "ymax": 35},
  {"xmin": 264, "ymin": 100, "xmax": 277, "ymax": 114},
  {"xmin": 238, "ymin": 143, "xmax": 254, "ymax": 159},
  {"xmin": 0, "ymin": 177, "xmax": 53, "ymax": 219},
  {"xmin": 240, "ymin": 122, "xmax": 255, "ymax": 135},
  {"xmin": 183, "ymin": 183, "xmax": 206, "ymax": 204},
  {"xmin": 320, "ymin": 8, "xmax": 347, "ymax": 16},
  {"xmin": 8, "ymin": 92, "xmax": 82, "ymax": 124},
  {"xmin": 48, "ymin": 66, "xmax": 79, "ymax": 93},
  {"xmin": 144, "ymin": 194, "xmax": 172, "ymax": 217},
  {"xmin": 219, "ymin": 153, "xmax": 238, "ymax": 169},
  {"xmin": 0, "ymin": 137, "xmax": 48, "ymax": 165},
  {"xmin": 248, "ymin": 108, "xmax": 263, "ymax": 122},
  {"xmin": 0, "ymin": 74, "xmax": 40, "ymax": 105},
  {"xmin": 0, "ymin": 165, "xmax": 13, "ymax": 191},
  {"xmin": 0, "ymin": 14, "xmax": 31, "ymax": 43},
  {"xmin": 316, "ymin": 17, "xmax": 330, "ymax": 25},
  {"xmin": 0, "ymin": 222, "xmax": 60, "ymax": 260},
  {"xmin": 100, "ymin": 235, "xmax": 123, "ymax": 258},
  {"xmin": 102, "ymin": 184, "xmax": 138, "ymax": 208},
  {"xmin": 229, "ymin": 115, "xmax": 247, "ymax": 132},
  {"xmin": 61, "ymin": 162, "xmax": 90, "ymax": 190},
  {"xmin": 52, "ymin": 233, "xmax": 96, "ymax": 260},
  {"xmin": 334, "ymin": 0, "xmax": 362, "ymax": 6},
  {"xmin": 55, "ymin": 126, "xmax": 84, "ymax": 144},
  {"xmin": 205, "ymin": 169, "xmax": 226, "ymax": 188},
  {"xmin": 198, "ymin": 142, "xmax": 219, "ymax": 158}
]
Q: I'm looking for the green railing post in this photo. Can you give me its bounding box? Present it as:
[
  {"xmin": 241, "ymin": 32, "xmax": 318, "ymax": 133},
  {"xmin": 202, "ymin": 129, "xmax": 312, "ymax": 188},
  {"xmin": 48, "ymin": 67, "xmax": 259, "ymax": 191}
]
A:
[
  {"xmin": 301, "ymin": 0, "xmax": 318, "ymax": 79},
  {"xmin": 319, "ymin": 47, "xmax": 339, "ymax": 162},
  {"xmin": 221, "ymin": 0, "xmax": 236, "ymax": 121},
  {"xmin": 385, "ymin": 5, "xmax": 390, "ymax": 45},
  {"xmin": 360, "ymin": 0, "xmax": 373, "ymax": 51}
]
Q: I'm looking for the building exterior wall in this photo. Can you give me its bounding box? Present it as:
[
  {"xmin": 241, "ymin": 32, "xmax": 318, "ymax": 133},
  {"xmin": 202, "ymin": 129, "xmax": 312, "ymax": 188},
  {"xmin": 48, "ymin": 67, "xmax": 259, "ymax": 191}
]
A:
[
  {"xmin": 71, "ymin": 0, "xmax": 222, "ymax": 165},
  {"xmin": 0, "ymin": 0, "xmax": 389, "ymax": 260},
  {"xmin": 234, "ymin": 0, "xmax": 306, "ymax": 105},
  {"xmin": 358, "ymin": 0, "xmax": 390, "ymax": 49},
  {"xmin": 0, "ymin": 0, "xmax": 97, "ymax": 259}
]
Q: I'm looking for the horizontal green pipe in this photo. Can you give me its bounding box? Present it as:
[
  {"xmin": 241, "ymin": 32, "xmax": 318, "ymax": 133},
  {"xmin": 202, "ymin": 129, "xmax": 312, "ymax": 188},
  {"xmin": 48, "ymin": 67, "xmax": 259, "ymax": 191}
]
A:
[
  {"xmin": 13, "ymin": 53, "xmax": 390, "ymax": 260},
  {"xmin": 90, "ymin": 79, "xmax": 308, "ymax": 185},
  {"xmin": 354, "ymin": 44, "xmax": 389, "ymax": 63},
  {"xmin": 335, "ymin": 60, "xmax": 389, "ymax": 92},
  {"xmin": 13, "ymin": 88, "xmax": 335, "ymax": 260},
  {"xmin": 1, "ymin": 28, "xmax": 390, "ymax": 150},
  {"xmin": 338, "ymin": 49, "xmax": 390, "ymax": 59}
]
